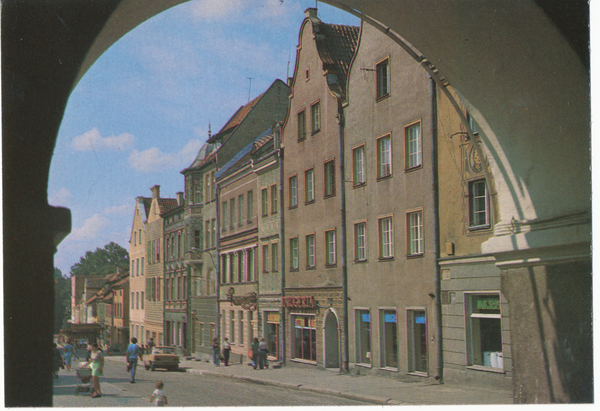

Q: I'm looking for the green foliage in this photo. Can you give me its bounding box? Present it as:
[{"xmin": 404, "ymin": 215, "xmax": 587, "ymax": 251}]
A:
[
  {"xmin": 69, "ymin": 241, "xmax": 130, "ymax": 278},
  {"xmin": 54, "ymin": 268, "xmax": 71, "ymax": 332}
]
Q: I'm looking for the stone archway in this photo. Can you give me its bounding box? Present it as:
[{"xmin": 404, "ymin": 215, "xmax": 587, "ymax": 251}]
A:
[{"xmin": 2, "ymin": 0, "xmax": 589, "ymax": 405}]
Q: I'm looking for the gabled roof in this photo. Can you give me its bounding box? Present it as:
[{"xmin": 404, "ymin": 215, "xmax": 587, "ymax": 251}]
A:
[
  {"xmin": 158, "ymin": 198, "xmax": 179, "ymax": 214},
  {"xmin": 208, "ymin": 91, "xmax": 265, "ymax": 144}
]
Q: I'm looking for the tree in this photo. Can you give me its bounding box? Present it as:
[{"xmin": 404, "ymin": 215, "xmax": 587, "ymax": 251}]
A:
[
  {"xmin": 69, "ymin": 241, "xmax": 130, "ymax": 278},
  {"xmin": 54, "ymin": 268, "xmax": 71, "ymax": 333}
]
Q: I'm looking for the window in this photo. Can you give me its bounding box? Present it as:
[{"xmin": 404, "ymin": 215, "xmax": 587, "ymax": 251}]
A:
[
  {"xmin": 377, "ymin": 135, "xmax": 391, "ymax": 178},
  {"xmin": 306, "ymin": 234, "xmax": 315, "ymax": 268},
  {"xmin": 229, "ymin": 198, "xmax": 235, "ymax": 229},
  {"xmin": 354, "ymin": 222, "xmax": 367, "ymax": 261},
  {"xmin": 379, "ymin": 217, "xmax": 393, "ymax": 259},
  {"xmin": 205, "ymin": 222, "xmax": 210, "ymax": 248},
  {"xmin": 136, "ymin": 291, "xmax": 139, "ymax": 309},
  {"xmin": 205, "ymin": 173, "xmax": 211, "ymax": 202},
  {"xmin": 325, "ymin": 230, "xmax": 336, "ymax": 266},
  {"xmin": 466, "ymin": 294, "xmax": 503, "ymax": 369},
  {"xmin": 222, "ymin": 202, "xmax": 228, "ymax": 229},
  {"xmin": 211, "ymin": 219, "xmax": 216, "ymax": 247},
  {"xmin": 297, "ymin": 110, "xmax": 306, "ymax": 141},
  {"xmin": 376, "ymin": 58, "xmax": 389, "ymax": 99},
  {"xmin": 271, "ymin": 243, "xmax": 279, "ymax": 272},
  {"xmin": 238, "ymin": 194, "xmax": 244, "ymax": 225},
  {"xmin": 247, "ymin": 249, "xmax": 254, "ymax": 282},
  {"xmin": 407, "ymin": 310, "xmax": 428, "ymax": 373},
  {"xmin": 156, "ymin": 240, "xmax": 160, "ymax": 262},
  {"xmin": 407, "ymin": 211, "xmax": 424, "ymax": 256},
  {"xmin": 230, "ymin": 311, "xmax": 235, "ymax": 343},
  {"xmin": 469, "ymin": 179, "xmax": 489, "ymax": 229},
  {"xmin": 261, "ymin": 188, "xmax": 268, "ymax": 217},
  {"xmin": 324, "ymin": 160, "xmax": 335, "ymax": 197},
  {"xmin": 131, "ymin": 292, "xmax": 134, "ymax": 309},
  {"xmin": 405, "ymin": 122, "xmax": 422, "ymax": 169},
  {"xmin": 353, "ymin": 145, "xmax": 365, "ymax": 185},
  {"xmin": 270, "ymin": 184, "xmax": 278, "ymax": 214},
  {"xmin": 239, "ymin": 311, "xmax": 244, "ymax": 345},
  {"xmin": 289, "ymin": 176, "xmax": 298, "ymax": 208},
  {"xmin": 292, "ymin": 315, "xmax": 316, "ymax": 361},
  {"xmin": 355, "ymin": 309, "xmax": 372, "ymax": 365},
  {"xmin": 290, "ymin": 237, "xmax": 299, "ymax": 270},
  {"xmin": 467, "ymin": 112, "xmax": 479, "ymax": 135},
  {"xmin": 247, "ymin": 190, "xmax": 253, "ymax": 222},
  {"xmin": 141, "ymin": 292, "xmax": 144, "ymax": 309},
  {"xmin": 305, "ymin": 169, "xmax": 314, "ymax": 203},
  {"xmin": 262, "ymin": 244, "xmax": 269, "ymax": 272},
  {"xmin": 134, "ymin": 231, "xmax": 137, "ymax": 246},
  {"xmin": 311, "ymin": 101, "xmax": 320, "ymax": 133},
  {"xmin": 379, "ymin": 309, "xmax": 398, "ymax": 368},
  {"xmin": 141, "ymin": 257, "xmax": 144, "ymax": 275},
  {"xmin": 136, "ymin": 259, "xmax": 139, "ymax": 276}
]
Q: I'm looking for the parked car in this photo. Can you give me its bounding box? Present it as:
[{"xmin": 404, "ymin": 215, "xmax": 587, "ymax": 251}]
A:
[
  {"xmin": 77, "ymin": 339, "xmax": 89, "ymax": 349},
  {"xmin": 144, "ymin": 346, "xmax": 180, "ymax": 371}
]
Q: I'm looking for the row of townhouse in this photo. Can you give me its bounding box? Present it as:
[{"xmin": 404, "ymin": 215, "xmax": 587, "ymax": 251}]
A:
[{"xmin": 125, "ymin": 8, "xmax": 510, "ymax": 390}]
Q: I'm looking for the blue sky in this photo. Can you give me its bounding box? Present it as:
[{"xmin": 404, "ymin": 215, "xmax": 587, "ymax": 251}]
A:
[{"xmin": 48, "ymin": 0, "xmax": 360, "ymax": 276}]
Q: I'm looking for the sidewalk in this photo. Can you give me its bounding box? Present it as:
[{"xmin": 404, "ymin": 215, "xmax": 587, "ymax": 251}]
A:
[{"xmin": 104, "ymin": 354, "xmax": 514, "ymax": 405}]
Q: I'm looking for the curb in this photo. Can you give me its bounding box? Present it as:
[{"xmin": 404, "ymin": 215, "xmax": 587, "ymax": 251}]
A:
[{"xmin": 185, "ymin": 368, "xmax": 391, "ymax": 405}]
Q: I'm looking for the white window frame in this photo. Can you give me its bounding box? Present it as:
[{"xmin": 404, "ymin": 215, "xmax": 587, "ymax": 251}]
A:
[
  {"xmin": 306, "ymin": 234, "xmax": 316, "ymax": 268},
  {"xmin": 354, "ymin": 222, "xmax": 367, "ymax": 261},
  {"xmin": 324, "ymin": 159, "xmax": 335, "ymax": 197},
  {"xmin": 353, "ymin": 145, "xmax": 365, "ymax": 185},
  {"xmin": 290, "ymin": 237, "xmax": 299, "ymax": 270},
  {"xmin": 378, "ymin": 217, "xmax": 394, "ymax": 259},
  {"xmin": 325, "ymin": 229, "xmax": 336, "ymax": 266},
  {"xmin": 289, "ymin": 175, "xmax": 298, "ymax": 208},
  {"xmin": 377, "ymin": 135, "xmax": 392, "ymax": 178},
  {"xmin": 407, "ymin": 210, "xmax": 423, "ymax": 256},
  {"xmin": 405, "ymin": 121, "xmax": 422, "ymax": 169},
  {"xmin": 311, "ymin": 101, "xmax": 320, "ymax": 133},
  {"xmin": 305, "ymin": 169, "xmax": 314, "ymax": 203},
  {"xmin": 376, "ymin": 58, "xmax": 389, "ymax": 99},
  {"xmin": 469, "ymin": 179, "xmax": 490, "ymax": 229}
]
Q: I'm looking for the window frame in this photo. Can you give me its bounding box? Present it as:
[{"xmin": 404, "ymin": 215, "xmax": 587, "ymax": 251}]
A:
[
  {"xmin": 289, "ymin": 175, "xmax": 298, "ymax": 208},
  {"xmin": 377, "ymin": 134, "xmax": 392, "ymax": 179},
  {"xmin": 305, "ymin": 234, "xmax": 316, "ymax": 268},
  {"xmin": 376, "ymin": 57, "xmax": 390, "ymax": 100},
  {"xmin": 270, "ymin": 184, "xmax": 278, "ymax": 214},
  {"xmin": 407, "ymin": 210, "xmax": 424, "ymax": 256},
  {"xmin": 468, "ymin": 179, "xmax": 490, "ymax": 230},
  {"xmin": 247, "ymin": 190, "xmax": 253, "ymax": 223},
  {"xmin": 464, "ymin": 292, "xmax": 503, "ymax": 370},
  {"xmin": 297, "ymin": 109, "xmax": 306, "ymax": 142},
  {"xmin": 311, "ymin": 101, "xmax": 320, "ymax": 134},
  {"xmin": 323, "ymin": 159, "xmax": 336, "ymax": 198},
  {"xmin": 238, "ymin": 194, "xmax": 244, "ymax": 226},
  {"xmin": 325, "ymin": 229, "xmax": 337, "ymax": 267},
  {"xmin": 261, "ymin": 188, "xmax": 269, "ymax": 217},
  {"xmin": 352, "ymin": 145, "xmax": 366, "ymax": 186},
  {"xmin": 378, "ymin": 216, "xmax": 394, "ymax": 259},
  {"xmin": 290, "ymin": 237, "xmax": 299, "ymax": 271},
  {"xmin": 405, "ymin": 121, "xmax": 422, "ymax": 170},
  {"xmin": 305, "ymin": 168, "xmax": 315, "ymax": 204},
  {"xmin": 354, "ymin": 221, "xmax": 367, "ymax": 262}
]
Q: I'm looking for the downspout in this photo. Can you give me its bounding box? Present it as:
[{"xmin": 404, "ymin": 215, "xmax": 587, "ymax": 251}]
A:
[
  {"xmin": 430, "ymin": 76, "xmax": 444, "ymax": 382},
  {"xmin": 186, "ymin": 262, "xmax": 192, "ymax": 357},
  {"xmin": 215, "ymin": 173, "xmax": 221, "ymax": 341},
  {"xmin": 337, "ymin": 99, "xmax": 349, "ymax": 373},
  {"xmin": 278, "ymin": 143, "xmax": 286, "ymax": 366}
]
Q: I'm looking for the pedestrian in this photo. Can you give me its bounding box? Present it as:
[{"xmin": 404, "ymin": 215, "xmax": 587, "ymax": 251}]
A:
[
  {"xmin": 53, "ymin": 343, "xmax": 64, "ymax": 379},
  {"xmin": 81, "ymin": 343, "xmax": 104, "ymax": 398},
  {"xmin": 222, "ymin": 337, "xmax": 231, "ymax": 366},
  {"xmin": 258, "ymin": 337, "xmax": 268, "ymax": 369},
  {"xmin": 63, "ymin": 339, "xmax": 77, "ymax": 371},
  {"xmin": 212, "ymin": 338, "xmax": 220, "ymax": 366},
  {"xmin": 150, "ymin": 381, "xmax": 168, "ymax": 406},
  {"xmin": 251, "ymin": 337, "xmax": 260, "ymax": 370},
  {"xmin": 148, "ymin": 337, "xmax": 155, "ymax": 353},
  {"xmin": 126, "ymin": 337, "xmax": 144, "ymax": 383}
]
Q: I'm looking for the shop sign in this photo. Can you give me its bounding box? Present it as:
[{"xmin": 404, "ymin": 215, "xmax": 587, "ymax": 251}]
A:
[
  {"xmin": 267, "ymin": 312, "xmax": 280, "ymax": 323},
  {"xmin": 362, "ymin": 313, "xmax": 370, "ymax": 322},
  {"xmin": 282, "ymin": 295, "xmax": 316, "ymax": 309},
  {"xmin": 384, "ymin": 313, "xmax": 397, "ymax": 323},
  {"xmin": 476, "ymin": 297, "xmax": 500, "ymax": 311}
]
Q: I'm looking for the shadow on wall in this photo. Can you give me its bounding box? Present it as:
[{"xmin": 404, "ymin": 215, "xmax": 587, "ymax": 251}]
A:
[{"xmin": 504, "ymin": 261, "xmax": 592, "ymax": 403}]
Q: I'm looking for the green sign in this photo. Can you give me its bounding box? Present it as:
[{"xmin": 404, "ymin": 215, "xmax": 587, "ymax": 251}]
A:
[{"xmin": 476, "ymin": 297, "xmax": 500, "ymax": 311}]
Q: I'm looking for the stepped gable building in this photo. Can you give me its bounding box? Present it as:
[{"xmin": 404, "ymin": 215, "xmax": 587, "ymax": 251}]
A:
[
  {"xmin": 143, "ymin": 185, "xmax": 178, "ymax": 347},
  {"xmin": 180, "ymin": 79, "xmax": 290, "ymax": 359},
  {"xmin": 129, "ymin": 196, "xmax": 151, "ymax": 346},
  {"xmin": 281, "ymin": 8, "xmax": 359, "ymax": 369},
  {"xmin": 343, "ymin": 20, "xmax": 438, "ymax": 377}
]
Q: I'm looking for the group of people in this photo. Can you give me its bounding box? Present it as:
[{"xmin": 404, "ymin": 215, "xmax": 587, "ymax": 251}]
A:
[{"xmin": 211, "ymin": 337, "xmax": 269, "ymax": 369}]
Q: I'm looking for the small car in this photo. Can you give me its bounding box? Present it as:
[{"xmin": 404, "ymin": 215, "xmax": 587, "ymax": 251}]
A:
[
  {"xmin": 78, "ymin": 339, "xmax": 89, "ymax": 350},
  {"xmin": 144, "ymin": 346, "xmax": 180, "ymax": 371}
]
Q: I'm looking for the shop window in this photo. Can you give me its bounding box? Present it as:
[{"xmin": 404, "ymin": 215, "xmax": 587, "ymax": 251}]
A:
[
  {"xmin": 466, "ymin": 293, "xmax": 503, "ymax": 369},
  {"xmin": 407, "ymin": 310, "xmax": 428, "ymax": 373},
  {"xmin": 379, "ymin": 309, "xmax": 398, "ymax": 368},
  {"xmin": 292, "ymin": 315, "xmax": 316, "ymax": 361},
  {"xmin": 355, "ymin": 309, "xmax": 372, "ymax": 365}
]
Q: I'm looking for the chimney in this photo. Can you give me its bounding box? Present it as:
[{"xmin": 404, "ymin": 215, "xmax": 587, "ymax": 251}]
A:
[
  {"xmin": 287, "ymin": 77, "xmax": 293, "ymax": 87},
  {"xmin": 305, "ymin": 8, "xmax": 317, "ymax": 20},
  {"xmin": 177, "ymin": 192, "xmax": 184, "ymax": 205},
  {"xmin": 151, "ymin": 185, "xmax": 160, "ymax": 200}
]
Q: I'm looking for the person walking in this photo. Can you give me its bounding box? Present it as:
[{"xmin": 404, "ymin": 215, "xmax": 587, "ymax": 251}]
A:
[
  {"xmin": 53, "ymin": 343, "xmax": 64, "ymax": 379},
  {"xmin": 251, "ymin": 338, "xmax": 260, "ymax": 370},
  {"xmin": 148, "ymin": 337, "xmax": 155, "ymax": 353},
  {"xmin": 212, "ymin": 338, "xmax": 220, "ymax": 366},
  {"xmin": 82, "ymin": 343, "xmax": 104, "ymax": 398},
  {"xmin": 222, "ymin": 337, "xmax": 231, "ymax": 366},
  {"xmin": 150, "ymin": 381, "xmax": 168, "ymax": 406},
  {"xmin": 63, "ymin": 339, "xmax": 77, "ymax": 371},
  {"xmin": 258, "ymin": 337, "xmax": 268, "ymax": 369},
  {"xmin": 126, "ymin": 337, "xmax": 144, "ymax": 383}
]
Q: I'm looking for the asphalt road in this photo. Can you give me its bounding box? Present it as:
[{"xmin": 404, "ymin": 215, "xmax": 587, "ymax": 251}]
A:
[{"xmin": 53, "ymin": 350, "xmax": 369, "ymax": 407}]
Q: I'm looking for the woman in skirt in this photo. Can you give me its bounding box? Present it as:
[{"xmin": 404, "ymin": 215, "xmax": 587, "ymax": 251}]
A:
[{"xmin": 82, "ymin": 343, "xmax": 104, "ymax": 398}]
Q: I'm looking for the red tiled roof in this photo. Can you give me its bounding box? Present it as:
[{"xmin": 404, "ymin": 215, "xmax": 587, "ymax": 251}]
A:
[
  {"xmin": 218, "ymin": 92, "xmax": 265, "ymax": 136},
  {"xmin": 158, "ymin": 198, "xmax": 179, "ymax": 214}
]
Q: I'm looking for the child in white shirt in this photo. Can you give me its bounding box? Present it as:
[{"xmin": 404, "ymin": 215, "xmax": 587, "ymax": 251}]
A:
[{"xmin": 150, "ymin": 381, "xmax": 168, "ymax": 406}]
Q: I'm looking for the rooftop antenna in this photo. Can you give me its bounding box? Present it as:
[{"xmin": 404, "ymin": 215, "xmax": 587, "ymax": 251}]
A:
[
  {"xmin": 208, "ymin": 120, "xmax": 212, "ymax": 139},
  {"xmin": 247, "ymin": 77, "xmax": 254, "ymax": 102}
]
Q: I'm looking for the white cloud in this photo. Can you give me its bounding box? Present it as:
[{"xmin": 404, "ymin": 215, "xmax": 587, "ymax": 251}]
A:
[
  {"xmin": 48, "ymin": 188, "xmax": 73, "ymax": 206},
  {"xmin": 188, "ymin": 0, "xmax": 246, "ymax": 21},
  {"xmin": 102, "ymin": 203, "xmax": 133, "ymax": 216},
  {"xmin": 71, "ymin": 127, "xmax": 136, "ymax": 152},
  {"xmin": 69, "ymin": 214, "xmax": 112, "ymax": 241},
  {"xmin": 128, "ymin": 139, "xmax": 204, "ymax": 172}
]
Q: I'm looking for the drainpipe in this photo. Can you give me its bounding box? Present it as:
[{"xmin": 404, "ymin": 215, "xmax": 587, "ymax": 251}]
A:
[
  {"xmin": 430, "ymin": 76, "xmax": 444, "ymax": 382},
  {"xmin": 186, "ymin": 262, "xmax": 192, "ymax": 357},
  {"xmin": 215, "ymin": 176, "xmax": 221, "ymax": 342},
  {"xmin": 337, "ymin": 99, "xmax": 349, "ymax": 373},
  {"xmin": 278, "ymin": 142, "xmax": 286, "ymax": 365}
]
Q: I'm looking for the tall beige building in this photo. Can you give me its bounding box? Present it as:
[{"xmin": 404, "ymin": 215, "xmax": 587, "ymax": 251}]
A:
[{"xmin": 129, "ymin": 196, "xmax": 151, "ymax": 345}]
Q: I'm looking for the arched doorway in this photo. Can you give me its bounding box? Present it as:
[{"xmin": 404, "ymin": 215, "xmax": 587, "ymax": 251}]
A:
[{"xmin": 323, "ymin": 309, "xmax": 340, "ymax": 369}]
